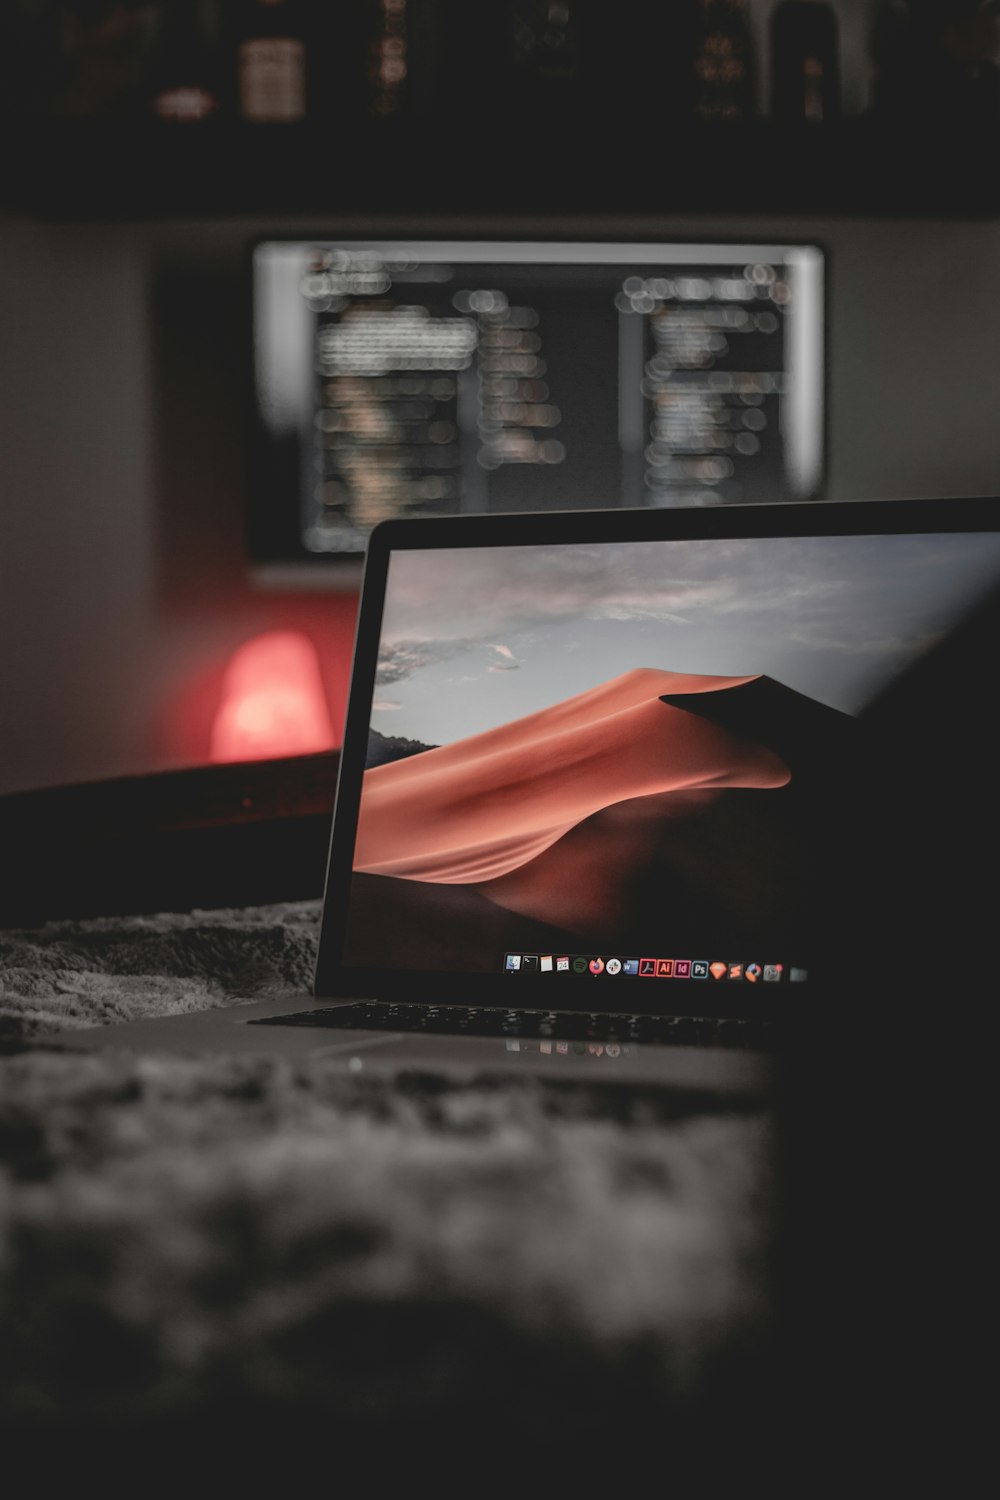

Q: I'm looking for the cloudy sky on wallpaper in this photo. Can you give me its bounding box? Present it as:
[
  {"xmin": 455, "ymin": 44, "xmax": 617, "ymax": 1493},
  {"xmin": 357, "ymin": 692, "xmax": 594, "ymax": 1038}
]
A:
[{"xmin": 371, "ymin": 531, "xmax": 1000, "ymax": 747}]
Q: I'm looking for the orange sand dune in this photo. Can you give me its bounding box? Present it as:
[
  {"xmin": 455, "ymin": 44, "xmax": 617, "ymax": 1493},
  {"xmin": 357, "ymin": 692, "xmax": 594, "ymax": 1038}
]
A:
[{"xmin": 354, "ymin": 667, "xmax": 791, "ymax": 884}]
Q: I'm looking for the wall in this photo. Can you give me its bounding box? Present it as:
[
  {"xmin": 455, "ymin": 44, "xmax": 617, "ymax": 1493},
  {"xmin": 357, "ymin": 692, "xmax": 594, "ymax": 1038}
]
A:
[{"xmin": 2, "ymin": 208, "xmax": 1000, "ymax": 796}]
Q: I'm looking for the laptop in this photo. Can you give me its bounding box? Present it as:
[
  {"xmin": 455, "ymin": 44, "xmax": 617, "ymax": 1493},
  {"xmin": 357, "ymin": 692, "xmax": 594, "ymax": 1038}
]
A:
[{"xmin": 45, "ymin": 496, "xmax": 1000, "ymax": 1094}]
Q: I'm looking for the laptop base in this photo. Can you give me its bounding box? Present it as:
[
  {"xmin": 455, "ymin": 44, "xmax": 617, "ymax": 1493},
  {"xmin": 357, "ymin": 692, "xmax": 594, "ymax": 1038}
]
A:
[{"xmin": 41, "ymin": 992, "xmax": 775, "ymax": 1098}]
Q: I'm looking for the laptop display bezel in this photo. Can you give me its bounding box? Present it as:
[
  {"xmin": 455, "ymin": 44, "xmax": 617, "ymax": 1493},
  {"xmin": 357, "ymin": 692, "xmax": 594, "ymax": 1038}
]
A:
[{"xmin": 315, "ymin": 495, "xmax": 1000, "ymax": 1017}]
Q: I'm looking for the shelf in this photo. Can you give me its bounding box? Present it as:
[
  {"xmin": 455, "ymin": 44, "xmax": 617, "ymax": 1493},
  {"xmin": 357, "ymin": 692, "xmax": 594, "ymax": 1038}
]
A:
[
  {"xmin": 5, "ymin": 115, "xmax": 997, "ymax": 222},
  {"xmin": 0, "ymin": 750, "xmax": 338, "ymax": 924}
]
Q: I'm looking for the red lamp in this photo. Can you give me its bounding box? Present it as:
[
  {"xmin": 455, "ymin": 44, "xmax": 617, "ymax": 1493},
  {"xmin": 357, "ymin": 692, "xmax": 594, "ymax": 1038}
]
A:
[{"xmin": 210, "ymin": 630, "xmax": 335, "ymax": 763}]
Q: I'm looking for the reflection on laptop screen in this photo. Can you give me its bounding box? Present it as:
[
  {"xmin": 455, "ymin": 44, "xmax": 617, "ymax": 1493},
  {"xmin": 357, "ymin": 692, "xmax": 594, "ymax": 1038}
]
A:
[
  {"xmin": 250, "ymin": 239, "xmax": 824, "ymax": 572},
  {"xmin": 340, "ymin": 525, "xmax": 1000, "ymax": 1003}
]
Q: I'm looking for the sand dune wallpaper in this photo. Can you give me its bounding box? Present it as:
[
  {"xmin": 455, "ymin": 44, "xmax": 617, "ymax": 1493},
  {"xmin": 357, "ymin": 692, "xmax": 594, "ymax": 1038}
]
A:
[{"xmin": 345, "ymin": 531, "xmax": 1000, "ymax": 973}]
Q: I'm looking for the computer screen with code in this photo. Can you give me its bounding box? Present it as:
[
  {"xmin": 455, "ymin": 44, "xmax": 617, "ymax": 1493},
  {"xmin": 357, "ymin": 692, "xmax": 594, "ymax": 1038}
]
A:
[{"xmin": 249, "ymin": 239, "xmax": 824, "ymax": 575}]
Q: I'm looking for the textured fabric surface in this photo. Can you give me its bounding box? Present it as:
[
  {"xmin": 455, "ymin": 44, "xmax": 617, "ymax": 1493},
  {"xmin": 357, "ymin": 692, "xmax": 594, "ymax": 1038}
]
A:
[
  {"xmin": 0, "ymin": 901, "xmax": 320, "ymax": 1041},
  {"xmin": 0, "ymin": 900, "xmax": 775, "ymax": 1459}
]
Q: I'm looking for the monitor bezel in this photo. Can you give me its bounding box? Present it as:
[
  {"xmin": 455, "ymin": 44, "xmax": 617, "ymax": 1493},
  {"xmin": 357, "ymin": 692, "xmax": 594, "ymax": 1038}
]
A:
[{"xmin": 245, "ymin": 232, "xmax": 829, "ymax": 587}]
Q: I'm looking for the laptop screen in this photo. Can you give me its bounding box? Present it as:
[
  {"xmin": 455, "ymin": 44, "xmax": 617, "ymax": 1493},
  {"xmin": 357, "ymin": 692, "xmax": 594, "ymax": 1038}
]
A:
[{"xmin": 317, "ymin": 500, "xmax": 1000, "ymax": 1013}]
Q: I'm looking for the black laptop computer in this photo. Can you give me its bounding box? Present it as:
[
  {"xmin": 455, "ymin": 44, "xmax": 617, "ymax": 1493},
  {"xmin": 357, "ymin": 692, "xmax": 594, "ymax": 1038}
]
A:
[{"xmin": 49, "ymin": 495, "xmax": 1000, "ymax": 1090}]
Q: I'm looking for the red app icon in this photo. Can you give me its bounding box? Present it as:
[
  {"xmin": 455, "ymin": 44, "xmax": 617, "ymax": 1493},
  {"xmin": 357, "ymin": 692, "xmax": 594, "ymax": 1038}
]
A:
[
  {"xmin": 709, "ymin": 962, "xmax": 727, "ymax": 980},
  {"xmin": 728, "ymin": 963, "xmax": 744, "ymax": 981},
  {"xmin": 674, "ymin": 959, "xmax": 691, "ymax": 979},
  {"xmin": 589, "ymin": 957, "xmax": 605, "ymax": 975},
  {"xmin": 655, "ymin": 959, "xmax": 673, "ymax": 977},
  {"xmin": 639, "ymin": 959, "xmax": 657, "ymax": 976}
]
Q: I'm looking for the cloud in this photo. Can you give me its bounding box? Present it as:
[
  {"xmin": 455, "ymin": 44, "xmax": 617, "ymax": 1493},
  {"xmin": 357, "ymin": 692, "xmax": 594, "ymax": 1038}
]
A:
[
  {"xmin": 375, "ymin": 639, "xmax": 463, "ymax": 685},
  {"xmin": 379, "ymin": 542, "xmax": 749, "ymax": 644},
  {"xmin": 377, "ymin": 636, "xmax": 523, "ymax": 686},
  {"xmin": 785, "ymin": 626, "xmax": 934, "ymax": 657},
  {"xmin": 374, "ymin": 533, "xmax": 1000, "ymax": 692},
  {"xmin": 486, "ymin": 643, "xmax": 520, "ymax": 672}
]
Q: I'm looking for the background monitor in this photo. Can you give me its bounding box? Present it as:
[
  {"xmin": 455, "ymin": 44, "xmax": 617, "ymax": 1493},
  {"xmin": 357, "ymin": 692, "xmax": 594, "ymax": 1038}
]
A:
[{"xmin": 248, "ymin": 238, "xmax": 825, "ymax": 582}]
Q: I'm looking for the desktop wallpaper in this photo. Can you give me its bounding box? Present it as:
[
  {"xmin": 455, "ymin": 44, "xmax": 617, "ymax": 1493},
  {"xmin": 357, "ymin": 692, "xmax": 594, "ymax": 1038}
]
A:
[{"xmin": 344, "ymin": 531, "xmax": 1000, "ymax": 975}]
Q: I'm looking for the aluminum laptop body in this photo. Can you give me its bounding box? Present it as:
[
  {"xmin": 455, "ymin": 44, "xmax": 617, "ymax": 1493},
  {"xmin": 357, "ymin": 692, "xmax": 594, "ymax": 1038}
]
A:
[{"xmin": 46, "ymin": 496, "xmax": 1000, "ymax": 1094}]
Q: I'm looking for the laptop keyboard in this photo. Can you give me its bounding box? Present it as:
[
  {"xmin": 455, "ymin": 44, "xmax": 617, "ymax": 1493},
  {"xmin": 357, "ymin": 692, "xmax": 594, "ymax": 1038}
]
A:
[{"xmin": 249, "ymin": 1001, "xmax": 776, "ymax": 1050}]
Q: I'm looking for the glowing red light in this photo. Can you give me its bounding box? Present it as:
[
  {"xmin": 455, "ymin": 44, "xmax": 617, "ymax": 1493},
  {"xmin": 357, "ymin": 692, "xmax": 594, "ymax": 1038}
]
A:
[{"xmin": 210, "ymin": 631, "xmax": 335, "ymax": 763}]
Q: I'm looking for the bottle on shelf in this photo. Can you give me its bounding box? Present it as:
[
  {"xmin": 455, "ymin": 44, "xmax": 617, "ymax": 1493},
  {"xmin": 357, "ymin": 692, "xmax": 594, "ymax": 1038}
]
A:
[
  {"xmin": 770, "ymin": 0, "xmax": 841, "ymax": 123},
  {"xmin": 148, "ymin": 0, "xmax": 224, "ymax": 121},
  {"xmin": 508, "ymin": 2, "xmax": 583, "ymax": 88},
  {"xmin": 692, "ymin": 0, "xmax": 757, "ymax": 121},
  {"xmin": 869, "ymin": 0, "xmax": 1000, "ymax": 131},
  {"xmin": 52, "ymin": 2, "xmax": 161, "ymax": 118},
  {"xmin": 236, "ymin": 0, "xmax": 308, "ymax": 123}
]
